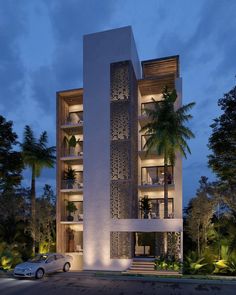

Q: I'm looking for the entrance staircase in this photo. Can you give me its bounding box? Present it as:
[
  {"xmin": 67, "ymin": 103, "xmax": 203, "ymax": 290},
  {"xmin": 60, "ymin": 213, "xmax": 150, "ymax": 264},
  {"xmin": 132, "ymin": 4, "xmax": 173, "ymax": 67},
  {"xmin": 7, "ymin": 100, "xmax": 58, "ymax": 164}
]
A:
[
  {"xmin": 125, "ymin": 258, "xmax": 156, "ymax": 274},
  {"xmin": 125, "ymin": 258, "xmax": 180, "ymax": 276}
]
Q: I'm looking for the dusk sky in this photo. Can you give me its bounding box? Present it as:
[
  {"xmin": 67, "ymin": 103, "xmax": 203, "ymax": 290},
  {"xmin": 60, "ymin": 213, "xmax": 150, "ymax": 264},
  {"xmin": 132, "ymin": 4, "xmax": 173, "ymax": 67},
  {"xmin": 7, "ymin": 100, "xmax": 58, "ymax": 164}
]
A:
[{"xmin": 0, "ymin": 0, "xmax": 236, "ymax": 206}]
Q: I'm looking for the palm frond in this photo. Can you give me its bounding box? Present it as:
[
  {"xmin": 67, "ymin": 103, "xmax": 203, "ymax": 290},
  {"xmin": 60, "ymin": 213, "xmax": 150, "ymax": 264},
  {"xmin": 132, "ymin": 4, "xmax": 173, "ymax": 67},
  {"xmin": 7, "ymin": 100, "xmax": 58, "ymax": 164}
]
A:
[
  {"xmin": 140, "ymin": 86, "xmax": 195, "ymax": 164},
  {"xmin": 39, "ymin": 131, "xmax": 48, "ymax": 147}
]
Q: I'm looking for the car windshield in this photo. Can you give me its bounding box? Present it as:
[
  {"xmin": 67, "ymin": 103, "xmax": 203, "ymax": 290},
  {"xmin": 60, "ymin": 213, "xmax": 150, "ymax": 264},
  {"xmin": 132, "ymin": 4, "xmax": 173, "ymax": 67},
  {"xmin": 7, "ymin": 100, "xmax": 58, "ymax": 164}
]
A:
[{"xmin": 28, "ymin": 254, "xmax": 49, "ymax": 263}]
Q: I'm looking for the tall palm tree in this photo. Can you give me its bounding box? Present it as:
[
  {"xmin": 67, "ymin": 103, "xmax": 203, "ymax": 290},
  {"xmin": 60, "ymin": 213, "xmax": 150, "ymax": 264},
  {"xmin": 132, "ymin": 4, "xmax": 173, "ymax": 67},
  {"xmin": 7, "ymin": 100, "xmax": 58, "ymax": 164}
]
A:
[
  {"xmin": 21, "ymin": 126, "xmax": 56, "ymax": 255},
  {"xmin": 140, "ymin": 87, "xmax": 195, "ymax": 218}
]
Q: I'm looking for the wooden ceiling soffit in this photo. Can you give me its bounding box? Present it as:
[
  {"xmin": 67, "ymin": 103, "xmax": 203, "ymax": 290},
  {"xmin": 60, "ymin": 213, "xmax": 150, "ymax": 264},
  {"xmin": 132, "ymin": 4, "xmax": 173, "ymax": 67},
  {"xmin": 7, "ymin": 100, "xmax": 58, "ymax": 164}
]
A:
[
  {"xmin": 138, "ymin": 74, "xmax": 175, "ymax": 96},
  {"xmin": 142, "ymin": 56, "xmax": 179, "ymax": 79},
  {"xmin": 57, "ymin": 88, "xmax": 83, "ymax": 105}
]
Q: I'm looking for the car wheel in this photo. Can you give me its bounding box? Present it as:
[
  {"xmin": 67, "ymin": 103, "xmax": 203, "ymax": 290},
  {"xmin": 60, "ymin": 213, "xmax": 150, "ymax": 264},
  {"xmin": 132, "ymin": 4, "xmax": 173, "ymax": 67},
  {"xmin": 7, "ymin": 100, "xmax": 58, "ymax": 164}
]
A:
[
  {"xmin": 35, "ymin": 268, "xmax": 44, "ymax": 279},
  {"xmin": 63, "ymin": 263, "xmax": 70, "ymax": 272}
]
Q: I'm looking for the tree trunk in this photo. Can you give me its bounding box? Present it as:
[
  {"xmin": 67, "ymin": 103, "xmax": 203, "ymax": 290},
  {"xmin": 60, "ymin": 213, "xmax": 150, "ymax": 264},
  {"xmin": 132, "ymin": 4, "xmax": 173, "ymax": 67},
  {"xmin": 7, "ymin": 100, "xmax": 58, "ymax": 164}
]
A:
[
  {"xmin": 197, "ymin": 222, "xmax": 200, "ymax": 257},
  {"xmin": 163, "ymin": 156, "xmax": 169, "ymax": 256},
  {"xmin": 164, "ymin": 157, "xmax": 169, "ymax": 219},
  {"xmin": 31, "ymin": 164, "xmax": 36, "ymax": 256}
]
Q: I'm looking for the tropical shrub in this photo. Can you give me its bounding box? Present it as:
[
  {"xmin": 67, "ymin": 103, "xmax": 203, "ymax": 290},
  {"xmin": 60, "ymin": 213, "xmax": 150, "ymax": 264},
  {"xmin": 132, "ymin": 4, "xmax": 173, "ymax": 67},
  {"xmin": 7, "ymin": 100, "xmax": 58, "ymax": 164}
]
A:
[
  {"xmin": 0, "ymin": 243, "xmax": 22, "ymax": 270},
  {"xmin": 155, "ymin": 256, "xmax": 182, "ymax": 272},
  {"xmin": 183, "ymin": 251, "xmax": 208, "ymax": 274},
  {"xmin": 213, "ymin": 247, "xmax": 236, "ymax": 275}
]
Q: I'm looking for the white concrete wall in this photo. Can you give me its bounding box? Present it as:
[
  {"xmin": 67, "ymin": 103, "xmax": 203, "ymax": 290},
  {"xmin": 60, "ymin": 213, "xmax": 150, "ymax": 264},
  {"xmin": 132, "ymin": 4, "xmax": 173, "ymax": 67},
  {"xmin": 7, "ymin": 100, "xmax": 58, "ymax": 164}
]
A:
[
  {"xmin": 111, "ymin": 219, "xmax": 183, "ymax": 232},
  {"xmin": 174, "ymin": 77, "xmax": 183, "ymax": 218},
  {"xmin": 83, "ymin": 26, "xmax": 140, "ymax": 271}
]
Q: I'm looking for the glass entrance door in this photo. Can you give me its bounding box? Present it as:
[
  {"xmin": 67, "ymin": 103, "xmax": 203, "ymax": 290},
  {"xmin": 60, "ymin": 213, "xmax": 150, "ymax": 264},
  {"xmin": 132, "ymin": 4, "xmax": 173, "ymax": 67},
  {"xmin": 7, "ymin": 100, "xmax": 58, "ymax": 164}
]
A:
[{"xmin": 135, "ymin": 232, "xmax": 156, "ymax": 257}]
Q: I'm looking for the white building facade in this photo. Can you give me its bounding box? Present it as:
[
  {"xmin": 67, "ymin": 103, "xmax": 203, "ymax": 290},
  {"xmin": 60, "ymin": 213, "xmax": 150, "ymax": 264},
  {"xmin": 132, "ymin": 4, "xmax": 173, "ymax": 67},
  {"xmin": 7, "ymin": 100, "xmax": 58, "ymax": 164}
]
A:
[{"xmin": 56, "ymin": 26, "xmax": 183, "ymax": 271}]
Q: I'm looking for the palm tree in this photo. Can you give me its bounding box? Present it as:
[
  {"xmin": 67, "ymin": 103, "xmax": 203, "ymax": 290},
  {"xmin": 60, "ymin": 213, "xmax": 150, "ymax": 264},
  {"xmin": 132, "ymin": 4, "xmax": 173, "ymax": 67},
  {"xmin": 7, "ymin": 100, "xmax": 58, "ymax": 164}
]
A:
[
  {"xmin": 21, "ymin": 126, "xmax": 56, "ymax": 255},
  {"xmin": 140, "ymin": 87, "xmax": 195, "ymax": 218}
]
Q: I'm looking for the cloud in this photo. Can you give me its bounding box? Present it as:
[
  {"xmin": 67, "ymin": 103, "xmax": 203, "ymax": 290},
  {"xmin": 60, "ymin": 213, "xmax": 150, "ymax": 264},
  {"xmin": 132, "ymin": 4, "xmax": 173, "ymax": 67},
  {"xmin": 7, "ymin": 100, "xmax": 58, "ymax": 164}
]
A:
[
  {"xmin": 29, "ymin": 0, "xmax": 116, "ymax": 114},
  {"xmin": 0, "ymin": 1, "xmax": 27, "ymax": 111},
  {"xmin": 156, "ymin": 0, "xmax": 236, "ymax": 77}
]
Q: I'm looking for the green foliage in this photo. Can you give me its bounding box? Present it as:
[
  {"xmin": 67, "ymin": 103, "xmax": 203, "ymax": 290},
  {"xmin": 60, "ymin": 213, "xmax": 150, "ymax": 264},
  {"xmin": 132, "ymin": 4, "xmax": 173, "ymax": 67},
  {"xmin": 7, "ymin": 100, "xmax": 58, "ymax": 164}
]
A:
[
  {"xmin": 213, "ymin": 246, "xmax": 236, "ymax": 275},
  {"xmin": 21, "ymin": 125, "xmax": 56, "ymax": 254},
  {"xmin": 183, "ymin": 251, "xmax": 208, "ymax": 274},
  {"xmin": 21, "ymin": 126, "xmax": 56, "ymax": 177},
  {"xmin": 139, "ymin": 196, "xmax": 151, "ymax": 218},
  {"xmin": 0, "ymin": 115, "xmax": 23, "ymax": 191},
  {"xmin": 35, "ymin": 185, "xmax": 56, "ymax": 254},
  {"xmin": 0, "ymin": 243, "xmax": 22, "ymax": 270},
  {"xmin": 155, "ymin": 256, "xmax": 182, "ymax": 272},
  {"xmin": 0, "ymin": 188, "xmax": 33, "ymax": 259},
  {"xmin": 140, "ymin": 86, "xmax": 195, "ymax": 163},
  {"xmin": 185, "ymin": 177, "xmax": 214, "ymax": 256},
  {"xmin": 208, "ymin": 86, "xmax": 236, "ymax": 189},
  {"xmin": 63, "ymin": 135, "xmax": 81, "ymax": 148},
  {"xmin": 64, "ymin": 167, "xmax": 77, "ymax": 181},
  {"xmin": 140, "ymin": 86, "xmax": 195, "ymax": 218},
  {"xmin": 66, "ymin": 201, "xmax": 77, "ymax": 214}
]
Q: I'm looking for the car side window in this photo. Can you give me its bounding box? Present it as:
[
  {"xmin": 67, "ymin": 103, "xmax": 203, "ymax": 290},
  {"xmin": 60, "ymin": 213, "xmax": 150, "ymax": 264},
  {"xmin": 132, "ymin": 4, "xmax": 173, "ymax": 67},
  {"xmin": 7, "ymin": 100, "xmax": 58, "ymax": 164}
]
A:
[{"xmin": 46, "ymin": 256, "xmax": 55, "ymax": 263}]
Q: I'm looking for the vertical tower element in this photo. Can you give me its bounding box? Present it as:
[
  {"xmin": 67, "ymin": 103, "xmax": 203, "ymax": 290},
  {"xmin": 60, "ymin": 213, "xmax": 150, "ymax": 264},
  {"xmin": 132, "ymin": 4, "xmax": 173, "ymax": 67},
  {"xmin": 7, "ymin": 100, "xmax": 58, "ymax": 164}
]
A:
[
  {"xmin": 83, "ymin": 27, "xmax": 140, "ymax": 270},
  {"xmin": 110, "ymin": 61, "xmax": 138, "ymax": 258}
]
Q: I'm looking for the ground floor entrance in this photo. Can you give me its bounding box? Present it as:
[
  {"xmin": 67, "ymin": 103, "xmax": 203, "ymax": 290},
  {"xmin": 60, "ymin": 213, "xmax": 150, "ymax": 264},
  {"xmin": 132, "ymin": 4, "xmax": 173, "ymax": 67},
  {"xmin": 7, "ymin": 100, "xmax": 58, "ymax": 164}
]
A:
[{"xmin": 134, "ymin": 232, "xmax": 181, "ymax": 259}]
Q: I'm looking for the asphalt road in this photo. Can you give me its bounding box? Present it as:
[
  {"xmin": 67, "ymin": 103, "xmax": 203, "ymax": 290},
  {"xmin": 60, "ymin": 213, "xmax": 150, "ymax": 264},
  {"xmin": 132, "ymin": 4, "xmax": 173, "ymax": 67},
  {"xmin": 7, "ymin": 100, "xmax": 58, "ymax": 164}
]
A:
[{"xmin": 1, "ymin": 272, "xmax": 236, "ymax": 295}]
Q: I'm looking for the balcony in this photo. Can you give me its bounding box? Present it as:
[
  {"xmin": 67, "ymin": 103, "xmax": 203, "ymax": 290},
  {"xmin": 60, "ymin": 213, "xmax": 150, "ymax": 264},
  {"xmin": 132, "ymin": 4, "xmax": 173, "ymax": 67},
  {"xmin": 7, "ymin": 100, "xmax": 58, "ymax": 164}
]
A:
[
  {"xmin": 139, "ymin": 197, "xmax": 174, "ymax": 219},
  {"xmin": 139, "ymin": 135, "xmax": 162, "ymax": 160},
  {"xmin": 139, "ymin": 165, "xmax": 174, "ymax": 191},
  {"xmin": 139, "ymin": 102, "xmax": 159, "ymax": 127},
  {"xmin": 60, "ymin": 145, "xmax": 83, "ymax": 164},
  {"xmin": 64, "ymin": 226, "xmax": 83, "ymax": 254},
  {"xmin": 61, "ymin": 111, "xmax": 83, "ymax": 133},
  {"xmin": 60, "ymin": 180, "xmax": 83, "ymax": 193},
  {"xmin": 61, "ymin": 200, "xmax": 83, "ymax": 223}
]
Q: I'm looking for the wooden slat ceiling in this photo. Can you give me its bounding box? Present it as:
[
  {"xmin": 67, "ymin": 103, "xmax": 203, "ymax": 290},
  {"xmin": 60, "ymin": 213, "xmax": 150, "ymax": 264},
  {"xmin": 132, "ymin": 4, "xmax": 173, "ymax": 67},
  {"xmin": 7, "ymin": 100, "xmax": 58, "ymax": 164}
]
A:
[
  {"xmin": 58, "ymin": 88, "xmax": 83, "ymax": 105},
  {"xmin": 142, "ymin": 56, "xmax": 179, "ymax": 79},
  {"xmin": 138, "ymin": 74, "xmax": 175, "ymax": 96}
]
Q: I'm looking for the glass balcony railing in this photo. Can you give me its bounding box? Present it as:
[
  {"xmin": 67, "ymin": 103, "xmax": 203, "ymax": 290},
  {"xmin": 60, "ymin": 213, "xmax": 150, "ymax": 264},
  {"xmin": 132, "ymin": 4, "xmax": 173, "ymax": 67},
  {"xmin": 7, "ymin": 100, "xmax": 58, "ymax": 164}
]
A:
[
  {"xmin": 61, "ymin": 180, "xmax": 83, "ymax": 190},
  {"xmin": 141, "ymin": 135, "xmax": 156, "ymax": 152},
  {"xmin": 139, "ymin": 198, "xmax": 174, "ymax": 219},
  {"xmin": 65, "ymin": 228, "xmax": 83, "ymax": 253},
  {"xmin": 141, "ymin": 166, "xmax": 174, "ymax": 186},
  {"xmin": 62, "ymin": 145, "xmax": 83, "ymax": 157},
  {"xmin": 62, "ymin": 201, "xmax": 83, "ymax": 222},
  {"xmin": 140, "ymin": 210, "xmax": 175, "ymax": 219},
  {"xmin": 141, "ymin": 102, "xmax": 156, "ymax": 116}
]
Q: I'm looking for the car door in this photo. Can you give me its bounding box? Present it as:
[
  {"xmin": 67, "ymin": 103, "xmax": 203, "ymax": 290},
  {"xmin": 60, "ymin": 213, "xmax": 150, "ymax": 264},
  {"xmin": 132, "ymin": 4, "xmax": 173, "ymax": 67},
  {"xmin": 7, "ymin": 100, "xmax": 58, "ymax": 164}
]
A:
[
  {"xmin": 45, "ymin": 255, "xmax": 57, "ymax": 272},
  {"xmin": 55, "ymin": 254, "xmax": 64, "ymax": 270}
]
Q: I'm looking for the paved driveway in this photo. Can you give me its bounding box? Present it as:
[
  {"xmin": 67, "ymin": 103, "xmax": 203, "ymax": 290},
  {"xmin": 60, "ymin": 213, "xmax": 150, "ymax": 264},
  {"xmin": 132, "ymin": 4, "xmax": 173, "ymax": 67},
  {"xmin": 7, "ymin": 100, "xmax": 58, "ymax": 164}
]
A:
[{"xmin": 1, "ymin": 272, "xmax": 236, "ymax": 295}]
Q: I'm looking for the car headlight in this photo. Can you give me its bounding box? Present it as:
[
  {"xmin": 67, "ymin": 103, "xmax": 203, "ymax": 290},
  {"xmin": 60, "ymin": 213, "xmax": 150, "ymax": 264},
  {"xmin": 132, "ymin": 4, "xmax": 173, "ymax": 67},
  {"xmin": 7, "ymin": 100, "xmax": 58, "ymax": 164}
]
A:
[{"xmin": 24, "ymin": 267, "xmax": 32, "ymax": 272}]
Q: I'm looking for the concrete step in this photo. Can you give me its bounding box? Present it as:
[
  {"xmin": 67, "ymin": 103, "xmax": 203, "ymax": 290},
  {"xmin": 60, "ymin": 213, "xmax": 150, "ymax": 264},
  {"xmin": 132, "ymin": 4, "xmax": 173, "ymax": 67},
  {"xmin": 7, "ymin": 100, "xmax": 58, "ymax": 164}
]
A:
[
  {"xmin": 127, "ymin": 259, "xmax": 156, "ymax": 273},
  {"xmin": 125, "ymin": 259, "xmax": 181, "ymax": 276},
  {"xmin": 125, "ymin": 270, "xmax": 180, "ymax": 276},
  {"xmin": 130, "ymin": 267, "xmax": 154, "ymax": 270},
  {"xmin": 132, "ymin": 262, "xmax": 155, "ymax": 266},
  {"xmin": 129, "ymin": 264, "xmax": 155, "ymax": 269},
  {"xmin": 133, "ymin": 258, "xmax": 155, "ymax": 262}
]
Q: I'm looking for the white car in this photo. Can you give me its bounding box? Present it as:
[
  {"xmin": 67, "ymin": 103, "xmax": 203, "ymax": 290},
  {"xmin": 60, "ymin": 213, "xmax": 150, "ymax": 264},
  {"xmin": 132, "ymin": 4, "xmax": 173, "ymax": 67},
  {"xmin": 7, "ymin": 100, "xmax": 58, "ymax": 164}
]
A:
[{"xmin": 14, "ymin": 253, "xmax": 72, "ymax": 279}]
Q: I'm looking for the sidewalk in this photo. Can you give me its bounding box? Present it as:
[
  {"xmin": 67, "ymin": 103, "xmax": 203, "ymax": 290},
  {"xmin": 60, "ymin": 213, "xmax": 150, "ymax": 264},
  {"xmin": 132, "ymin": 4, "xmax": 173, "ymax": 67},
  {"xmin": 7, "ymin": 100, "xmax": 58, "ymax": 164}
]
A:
[
  {"xmin": 1, "ymin": 269, "xmax": 236, "ymax": 286},
  {"xmin": 69, "ymin": 270, "xmax": 236, "ymax": 285}
]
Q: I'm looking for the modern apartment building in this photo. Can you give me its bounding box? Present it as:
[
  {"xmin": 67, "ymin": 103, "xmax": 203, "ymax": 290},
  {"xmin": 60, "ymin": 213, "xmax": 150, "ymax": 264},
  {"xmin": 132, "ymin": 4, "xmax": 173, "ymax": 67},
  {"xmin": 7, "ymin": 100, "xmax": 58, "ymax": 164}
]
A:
[{"xmin": 56, "ymin": 26, "xmax": 183, "ymax": 271}]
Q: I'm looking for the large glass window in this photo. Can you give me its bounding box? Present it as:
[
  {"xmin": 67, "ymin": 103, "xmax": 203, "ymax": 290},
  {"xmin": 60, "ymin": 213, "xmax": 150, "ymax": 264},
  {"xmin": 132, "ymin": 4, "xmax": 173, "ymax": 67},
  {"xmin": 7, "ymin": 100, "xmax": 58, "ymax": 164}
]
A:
[
  {"xmin": 65, "ymin": 111, "xmax": 83, "ymax": 125},
  {"xmin": 141, "ymin": 166, "xmax": 173, "ymax": 185},
  {"xmin": 139, "ymin": 197, "xmax": 174, "ymax": 219},
  {"xmin": 141, "ymin": 102, "xmax": 156, "ymax": 115},
  {"xmin": 65, "ymin": 227, "xmax": 83, "ymax": 253},
  {"xmin": 141, "ymin": 135, "xmax": 156, "ymax": 152},
  {"xmin": 61, "ymin": 170, "xmax": 83, "ymax": 189}
]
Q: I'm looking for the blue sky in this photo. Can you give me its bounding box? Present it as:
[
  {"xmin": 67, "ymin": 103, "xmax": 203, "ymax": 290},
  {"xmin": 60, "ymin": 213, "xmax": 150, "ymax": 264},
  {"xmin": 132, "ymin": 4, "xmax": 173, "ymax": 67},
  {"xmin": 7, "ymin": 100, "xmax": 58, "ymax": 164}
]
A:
[{"xmin": 0, "ymin": 0, "xmax": 236, "ymax": 206}]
